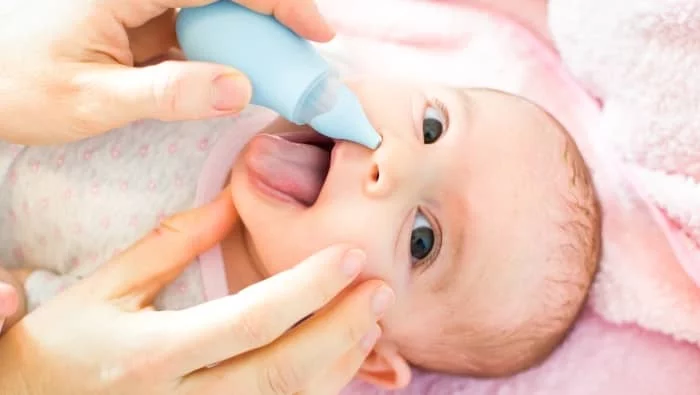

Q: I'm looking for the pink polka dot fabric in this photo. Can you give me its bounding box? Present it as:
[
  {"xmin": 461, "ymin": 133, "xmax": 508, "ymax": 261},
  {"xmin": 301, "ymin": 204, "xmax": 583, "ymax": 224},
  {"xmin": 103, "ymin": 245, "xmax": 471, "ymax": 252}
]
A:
[{"xmin": 0, "ymin": 108, "xmax": 274, "ymax": 311}]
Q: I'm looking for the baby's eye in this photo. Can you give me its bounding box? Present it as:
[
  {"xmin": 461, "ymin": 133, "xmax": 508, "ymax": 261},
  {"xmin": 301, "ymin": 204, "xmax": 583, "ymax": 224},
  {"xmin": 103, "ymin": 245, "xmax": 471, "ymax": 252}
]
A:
[
  {"xmin": 411, "ymin": 211, "xmax": 435, "ymax": 263},
  {"xmin": 422, "ymin": 105, "xmax": 445, "ymax": 144}
]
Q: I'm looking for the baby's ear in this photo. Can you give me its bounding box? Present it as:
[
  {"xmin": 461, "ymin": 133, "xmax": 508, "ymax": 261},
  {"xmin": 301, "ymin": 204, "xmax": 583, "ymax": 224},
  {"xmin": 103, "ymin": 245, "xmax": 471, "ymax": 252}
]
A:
[{"xmin": 356, "ymin": 341, "xmax": 411, "ymax": 389}]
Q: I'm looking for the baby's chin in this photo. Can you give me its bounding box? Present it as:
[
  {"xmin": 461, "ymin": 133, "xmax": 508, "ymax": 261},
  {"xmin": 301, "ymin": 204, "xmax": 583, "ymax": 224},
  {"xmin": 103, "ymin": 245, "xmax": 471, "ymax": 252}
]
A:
[{"xmin": 219, "ymin": 191, "xmax": 270, "ymax": 295}]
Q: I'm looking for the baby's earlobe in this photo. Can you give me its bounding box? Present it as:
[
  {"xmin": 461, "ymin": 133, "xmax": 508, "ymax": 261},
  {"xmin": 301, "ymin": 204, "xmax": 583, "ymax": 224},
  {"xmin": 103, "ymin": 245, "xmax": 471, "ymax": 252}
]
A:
[{"xmin": 356, "ymin": 342, "xmax": 412, "ymax": 389}]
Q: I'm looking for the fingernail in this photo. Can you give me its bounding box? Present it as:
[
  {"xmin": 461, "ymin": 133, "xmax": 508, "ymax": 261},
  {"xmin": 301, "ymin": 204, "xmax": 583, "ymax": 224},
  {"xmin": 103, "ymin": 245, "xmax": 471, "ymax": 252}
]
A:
[
  {"xmin": 359, "ymin": 324, "xmax": 382, "ymax": 352},
  {"xmin": 212, "ymin": 73, "xmax": 252, "ymax": 111},
  {"xmin": 371, "ymin": 285, "xmax": 394, "ymax": 317},
  {"xmin": 342, "ymin": 249, "xmax": 365, "ymax": 278}
]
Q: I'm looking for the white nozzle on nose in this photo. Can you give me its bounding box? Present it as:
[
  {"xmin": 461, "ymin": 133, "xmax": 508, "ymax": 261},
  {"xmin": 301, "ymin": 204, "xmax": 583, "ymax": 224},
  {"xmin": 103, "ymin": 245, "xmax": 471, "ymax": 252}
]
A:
[{"xmin": 308, "ymin": 85, "xmax": 382, "ymax": 149}]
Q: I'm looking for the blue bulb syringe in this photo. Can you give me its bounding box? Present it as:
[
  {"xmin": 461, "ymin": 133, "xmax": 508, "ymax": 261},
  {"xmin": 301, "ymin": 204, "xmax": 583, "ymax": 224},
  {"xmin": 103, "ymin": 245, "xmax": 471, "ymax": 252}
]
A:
[{"xmin": 176, "ymin": 1, "xmax": 382, "ymax": 149}]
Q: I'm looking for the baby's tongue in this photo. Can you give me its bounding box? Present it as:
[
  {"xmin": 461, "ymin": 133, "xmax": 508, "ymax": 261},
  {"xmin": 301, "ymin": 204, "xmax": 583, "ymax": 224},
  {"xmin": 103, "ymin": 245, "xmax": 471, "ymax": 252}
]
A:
[{"xmin": 245, "ymin": 134, "xmax": 329, "ymax": 205}]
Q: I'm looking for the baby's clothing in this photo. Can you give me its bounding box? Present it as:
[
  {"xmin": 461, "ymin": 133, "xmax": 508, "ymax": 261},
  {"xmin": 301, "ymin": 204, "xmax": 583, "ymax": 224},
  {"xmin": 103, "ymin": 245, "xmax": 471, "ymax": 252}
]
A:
[{"xmin": 0, "ymin": 108, "xmax": 275, "ymax": 311}]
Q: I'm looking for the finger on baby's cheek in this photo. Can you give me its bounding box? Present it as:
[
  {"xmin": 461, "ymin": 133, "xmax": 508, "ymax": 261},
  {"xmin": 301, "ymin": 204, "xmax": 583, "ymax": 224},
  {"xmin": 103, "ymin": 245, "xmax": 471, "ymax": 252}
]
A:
[
  {"xmin": 290, "ymin": 288, "xmax": 352, "ymax": 329},
  {"xmin": 289, "ymin": 278, "xmax": 365, "ymax": 330},
  {"xmin": 289, "ymin": 278, "xmax": 369, "ymax": 331},
  {"xmin": 292, "ymin": 313, "xmax": 313, "ymax": 329}
]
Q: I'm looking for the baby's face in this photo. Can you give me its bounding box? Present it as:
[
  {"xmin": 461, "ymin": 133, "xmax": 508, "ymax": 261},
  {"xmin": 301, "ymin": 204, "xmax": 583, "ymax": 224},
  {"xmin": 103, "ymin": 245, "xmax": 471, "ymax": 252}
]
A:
[{"xmin": 230, "ymin": 80, "xmax": 593, "ymax": 378}]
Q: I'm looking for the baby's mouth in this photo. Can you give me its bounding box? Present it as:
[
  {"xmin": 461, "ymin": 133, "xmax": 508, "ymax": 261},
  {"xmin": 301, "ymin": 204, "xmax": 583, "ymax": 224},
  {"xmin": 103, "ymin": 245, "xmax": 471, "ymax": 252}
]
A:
[{"xmin": 244, "ymin": 128, "xmax": 334, "ymax": 207}]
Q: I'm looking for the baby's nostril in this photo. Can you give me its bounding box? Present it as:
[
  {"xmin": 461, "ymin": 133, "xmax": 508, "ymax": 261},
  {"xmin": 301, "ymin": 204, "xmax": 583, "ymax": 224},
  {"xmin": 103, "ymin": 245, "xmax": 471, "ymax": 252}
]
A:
[{"xmin": 371, "ymin": 165, "xmax": 380, "ymax": 183}]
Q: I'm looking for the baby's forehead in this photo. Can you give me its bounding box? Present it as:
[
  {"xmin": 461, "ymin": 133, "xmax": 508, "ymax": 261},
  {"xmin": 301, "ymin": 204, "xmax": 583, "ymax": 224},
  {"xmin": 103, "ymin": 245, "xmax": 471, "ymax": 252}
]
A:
[
  {"xmin": 463, "ymin": 88, "xmax": 558, "ymax": 121},
  {"xmin": 372, "ymin": 79, "xmax": 467, "ymax": 99}
]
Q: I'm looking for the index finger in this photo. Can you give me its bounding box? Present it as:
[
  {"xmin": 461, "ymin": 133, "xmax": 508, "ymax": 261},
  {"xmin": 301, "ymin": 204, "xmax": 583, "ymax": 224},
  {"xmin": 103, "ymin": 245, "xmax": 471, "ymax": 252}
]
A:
[
  {"xmin": 115, "ymin": 0, "xmax": 334, "ymax": 42},
  {"xmin": 184, "ymin": 280, "xmax": 389, "ymax": 395},
  {"xmin": 157, "ymin": 245, "xmax": 366, "ymax": 375}
]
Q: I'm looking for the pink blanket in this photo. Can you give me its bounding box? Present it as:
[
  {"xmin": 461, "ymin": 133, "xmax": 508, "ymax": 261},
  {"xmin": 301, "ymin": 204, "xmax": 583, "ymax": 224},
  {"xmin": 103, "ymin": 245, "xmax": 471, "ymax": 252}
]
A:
[{"xmin": 314, "ymin": 0, "xmax": 700, "ymax": 393}]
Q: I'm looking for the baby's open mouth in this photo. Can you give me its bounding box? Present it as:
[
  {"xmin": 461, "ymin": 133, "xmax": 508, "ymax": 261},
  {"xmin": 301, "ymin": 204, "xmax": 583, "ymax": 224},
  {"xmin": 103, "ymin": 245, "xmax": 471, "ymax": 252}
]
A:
[{"xmin": 244, "ymin": 128, "xmax": 335, "ymax": 207}]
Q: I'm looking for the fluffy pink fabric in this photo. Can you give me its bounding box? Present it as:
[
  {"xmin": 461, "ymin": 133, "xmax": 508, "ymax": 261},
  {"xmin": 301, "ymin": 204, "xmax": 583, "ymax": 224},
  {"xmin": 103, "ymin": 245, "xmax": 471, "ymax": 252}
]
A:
[
  {"xmin": 548, "ymin": 0, "xmax": 700, "ymax": 347},
  {"xmin": 314, "ymin": 0, "xmax": 700, "ymax": 393},
  {"xmin": 344, "ymin": 308, "xmax": 700, "ymax": 394}
]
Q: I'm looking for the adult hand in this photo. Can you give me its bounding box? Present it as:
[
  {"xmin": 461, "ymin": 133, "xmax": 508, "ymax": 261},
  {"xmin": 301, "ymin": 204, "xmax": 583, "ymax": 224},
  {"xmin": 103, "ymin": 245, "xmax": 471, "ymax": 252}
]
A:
[
  {"xmin": 0, "ymin": 0, "xmax": 334, "ymax": 145},
  {"xmin": 0, "ymin": 273, "xmax": 22, "ymax": 335},
  {"xmin": 0, "ymin": 189, "xmax": 392, "ymax": 395}
]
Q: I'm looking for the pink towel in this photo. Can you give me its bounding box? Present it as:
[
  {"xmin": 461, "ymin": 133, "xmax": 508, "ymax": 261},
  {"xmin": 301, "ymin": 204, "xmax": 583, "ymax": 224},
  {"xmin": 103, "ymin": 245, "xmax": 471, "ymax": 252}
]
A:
[
  {"xmin": 314, "ymin": 0, "xmax": 700, "ymax": 393},
  {"xmin": 549, "ymin": 0, "xmax": 700, "ymax": 346}
]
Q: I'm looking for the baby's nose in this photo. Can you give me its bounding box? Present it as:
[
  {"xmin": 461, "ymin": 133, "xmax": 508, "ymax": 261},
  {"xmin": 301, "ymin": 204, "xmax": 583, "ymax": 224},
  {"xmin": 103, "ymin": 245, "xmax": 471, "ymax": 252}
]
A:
[{"xmin": 363, "ymin": 136, "xmax": 404, "ymax": 199}]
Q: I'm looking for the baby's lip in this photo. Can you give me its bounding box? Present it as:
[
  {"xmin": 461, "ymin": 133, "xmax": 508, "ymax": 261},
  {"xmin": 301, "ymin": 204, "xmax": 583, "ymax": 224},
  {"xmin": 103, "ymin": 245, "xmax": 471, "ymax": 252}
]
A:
[
  {"xmin": 276, "ymin": 127, "xmax": 334, "ymax": 148},
  {"xmin": 328, "ymin": 140, "xmax": 341, "ymax": 180}
]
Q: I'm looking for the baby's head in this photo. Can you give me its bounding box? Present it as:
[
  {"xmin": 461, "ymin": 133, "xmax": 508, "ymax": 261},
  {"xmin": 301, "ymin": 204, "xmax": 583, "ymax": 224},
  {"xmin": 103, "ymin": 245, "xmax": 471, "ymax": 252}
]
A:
[{"xmin": 229, "ymin": 79, "xmax": 601, "ymax": 388}]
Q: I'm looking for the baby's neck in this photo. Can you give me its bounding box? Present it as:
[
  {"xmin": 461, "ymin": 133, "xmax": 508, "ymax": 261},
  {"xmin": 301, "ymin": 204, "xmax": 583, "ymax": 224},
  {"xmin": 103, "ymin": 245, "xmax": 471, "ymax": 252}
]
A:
[{"xmin": 220, "ymin": 220, "xmax": 265, "ymax": 294}]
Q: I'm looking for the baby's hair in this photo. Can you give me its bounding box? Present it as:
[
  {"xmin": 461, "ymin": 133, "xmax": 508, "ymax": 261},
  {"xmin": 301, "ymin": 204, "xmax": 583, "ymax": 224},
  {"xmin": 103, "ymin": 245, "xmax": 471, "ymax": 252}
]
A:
[
  {"xmin": 461, "ymin": 132, "xmax": 600, "ymax": 377},
  {"xmin": 501, "ymin": 132, "xmax": 601, "ymax": 373}
]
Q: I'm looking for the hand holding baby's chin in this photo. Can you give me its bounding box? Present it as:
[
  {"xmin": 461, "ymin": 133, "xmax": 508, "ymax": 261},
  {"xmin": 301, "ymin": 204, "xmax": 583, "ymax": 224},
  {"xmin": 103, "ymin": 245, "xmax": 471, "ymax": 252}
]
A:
[{"xmin": 0, "ymin": 189, "xmax": 391, "ymax": 395}]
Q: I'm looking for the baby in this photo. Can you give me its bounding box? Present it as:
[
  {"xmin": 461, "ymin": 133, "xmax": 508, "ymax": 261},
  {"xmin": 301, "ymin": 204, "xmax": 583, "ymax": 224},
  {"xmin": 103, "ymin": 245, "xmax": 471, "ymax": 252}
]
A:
[{"xmin": 0, "ymin": 79, "xmax": 600, "ymax": 387}]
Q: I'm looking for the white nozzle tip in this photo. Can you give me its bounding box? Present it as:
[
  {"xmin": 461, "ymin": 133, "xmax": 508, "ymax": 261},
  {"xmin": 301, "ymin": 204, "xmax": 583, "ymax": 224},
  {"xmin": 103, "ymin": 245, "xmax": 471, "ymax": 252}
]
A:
[
  {"xmin": 308, "ymin": 85, "xmax": 382, "ymax": 149},
  {"xmin": 362, "ymin": 129, "xmax": 382, "ymax": 149},
  {"xmin": 310, "ymin": 114, "xmax": 381, "ymax": 149}
]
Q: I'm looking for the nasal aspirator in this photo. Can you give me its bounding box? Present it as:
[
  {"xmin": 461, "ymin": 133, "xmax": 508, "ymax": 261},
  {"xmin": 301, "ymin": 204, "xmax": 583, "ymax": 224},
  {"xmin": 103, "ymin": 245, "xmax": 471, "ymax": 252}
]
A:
[{"xmin": 176, "ymin": 1, "xmax": 382, "ymax": 149}]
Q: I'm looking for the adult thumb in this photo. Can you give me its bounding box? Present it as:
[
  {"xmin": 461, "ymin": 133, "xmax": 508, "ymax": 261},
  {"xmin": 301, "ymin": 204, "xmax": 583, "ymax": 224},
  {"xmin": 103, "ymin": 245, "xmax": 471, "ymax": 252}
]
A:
[{"xmin": 76, "ymin": 61, "xmax": 253, "ymax": 131}]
